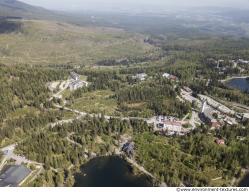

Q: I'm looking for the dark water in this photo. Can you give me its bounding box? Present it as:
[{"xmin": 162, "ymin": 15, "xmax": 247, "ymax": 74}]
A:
[
  {"xmin": 74, "ymin": 156, "xmax": 153, "ymax": 187},
  {"xmin": 239, "ymin": 173, "xmax": 249, "ymax": 187},
  {"xmin": 226, "ymin": 78, "xmax": 249, "ymax": 93}
]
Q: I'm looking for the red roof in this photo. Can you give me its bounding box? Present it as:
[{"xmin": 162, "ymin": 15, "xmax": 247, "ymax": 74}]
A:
[{"xmin": 215, "ymin": 139, "xmax": 225, "ymax": 145}]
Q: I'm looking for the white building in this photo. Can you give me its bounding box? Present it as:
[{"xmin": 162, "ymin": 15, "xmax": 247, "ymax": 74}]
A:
[
  {"xmin": 70, "ymin": 72, "xmax": 80, "ymax": 81},
  {"xmin": 156, "ymin": 116, "xmax": 182, "ymax": 134},
  {"xmin": 238, "ymin": 59, "xmax": 249, "ymax": 64},
  {"xmin": 68, "ymin": 80, "xmax": 88, "ymax": 91},
  {"xmin": 68, "ymin": 72, "xmax": 89, "ymax": 91},
  {"xmin": 132, "ymin": 73, "xmax": 147, "ymax": 81},
  {"xmin": 162, "ymin": 73, "xmax": 178, "ymax": 81},
  {"xmin": 162, "ymin": 73, "xmax": 170, "ymax": 79}
]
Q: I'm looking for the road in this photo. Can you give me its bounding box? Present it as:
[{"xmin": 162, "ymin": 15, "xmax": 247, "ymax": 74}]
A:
[
  {"xmin": 49, "ymin": 80, "xmax": 71, "ymax": 101},
  {"xmin": 66, "ymin": 132, "xmax": 82, "ymax": 148},
  {"xmin": 54, "ymin": 104, "xmax": 151, "ymax": 124}
]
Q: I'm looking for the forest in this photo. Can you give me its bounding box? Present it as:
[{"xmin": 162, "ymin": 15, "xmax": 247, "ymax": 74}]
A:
[
  {"xmin": 0, "ymin": 14, "xmax": 249, "ymax": 187},
  {"xmin": 0, "ymin": 64, "xmax": 67, "ymax": 146},
  {"xmin": 135, "ymin": 124, "xmax": 249, "ymax": 187},
  {"xmin": 16, "ymin": 116, "xmax": 152, "ymax": 186}
]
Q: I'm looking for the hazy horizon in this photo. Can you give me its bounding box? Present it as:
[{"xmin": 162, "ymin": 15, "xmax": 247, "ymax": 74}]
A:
[{"xmin": 20, "ymin": 0, "xmax": 249, "ymax": 12}]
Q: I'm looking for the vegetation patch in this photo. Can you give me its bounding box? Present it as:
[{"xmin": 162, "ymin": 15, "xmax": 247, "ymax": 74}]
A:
[{"xmin": 70, "ymin": 90, "xmax": 118, "ymax": 115}]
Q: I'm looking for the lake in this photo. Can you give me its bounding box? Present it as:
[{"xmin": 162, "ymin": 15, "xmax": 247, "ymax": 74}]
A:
[
  {"xmin": 226, "ymin": 77, "xmax": 249, "ymax": 93},
  {"xmin": 239, "ymin": 173, "xmax": 249, "ymax": 187},
  {"xmin": 74, "ymin": 156, "xmax": 153, "ymax": 187}
]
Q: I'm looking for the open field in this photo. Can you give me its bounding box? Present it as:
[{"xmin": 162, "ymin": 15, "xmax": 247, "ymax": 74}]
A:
[
  {"xmin": 0, "ymin": 20, "xmax": 155, "ymax": 66},
  {"xmin": 70, "ymin": 90, "xmax": 118, "ymax": 115}
]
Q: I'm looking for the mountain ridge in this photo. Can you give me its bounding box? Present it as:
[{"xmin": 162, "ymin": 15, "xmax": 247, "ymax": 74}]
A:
[{"xmin": 0, "ymin": 0, "xmax": 64, "ymax": 20}]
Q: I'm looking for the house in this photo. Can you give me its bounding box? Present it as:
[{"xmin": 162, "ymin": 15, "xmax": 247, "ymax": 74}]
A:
[
  {"xmin": 162, "ymin": 73, "xmax": 170, "ymax": 79},
  {"xmin": 229, "ymin": 60, "xmax": 238, "ymax": 68},
  {"xmin": 68, "ymin": 80, "xmax": 88, "ymax": 91},
  {"xmin": 215, "ymin": 139, "xmax": 225, "ymax": 145},
  {"xmin": 183, "ymin": 86, "xmax": 192, "ymax": 93},
  {"xmin": 132, "ymin": 73, "xmax": 147, "ymax": 81},
  {"xmin": 122, "ymin": 142, "xmax": 134, "ymax": 157},
  {"xmin": 162, "ymin": 73, "xmax": 178, "ymax": 81},
  {"xmin": 70, "ymin": 72, "xmax": 80, "ymax": 81},
  {"xmin": 200, "ymin": 100, "xmax": 221, "ymax": 128},
  {"xmin": 238, "ymin": 59, "xmax": 249, "ymax": 64},
  {"xmin": 0, "ymin": 165, "xmax": 32, "ymax": 187},
  {"xmin": 242, "ymin": 113, "xmax": 249, "ymax": 122},
  {"xmin": 217, "ymin": 60, "xmax": 224, "ymax": 68},
  {"xmin": 156, "ymin": 116, "xmax": 182, "ymax": 134}
]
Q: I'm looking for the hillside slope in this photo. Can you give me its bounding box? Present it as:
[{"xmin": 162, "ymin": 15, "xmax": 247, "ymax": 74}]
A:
[
  {"xmin": 0, "ymin": 0, "xmax": 59, "ymax": 19},
  {"xmin": 0, "ymin": 20, "xmax": 155, "ymax": 66}
]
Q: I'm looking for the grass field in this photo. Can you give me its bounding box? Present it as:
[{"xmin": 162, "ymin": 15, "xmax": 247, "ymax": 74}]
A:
[
  {"xmin": 0, "ymin": 20, "xmax": 155, "ymax": 66},
  {"xmin": 70, "ymin": 90, "xmax": 118, "ymax": 115}
]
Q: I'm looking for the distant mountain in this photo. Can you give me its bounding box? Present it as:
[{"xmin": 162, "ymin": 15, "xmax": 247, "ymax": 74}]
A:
[
  {"xmin": 0, "ymin": 0, "xmax": 92, "ymax": 26},
  {"xmin": 0, "ymin": 0, "xmax": 63, "ymax": 20}
]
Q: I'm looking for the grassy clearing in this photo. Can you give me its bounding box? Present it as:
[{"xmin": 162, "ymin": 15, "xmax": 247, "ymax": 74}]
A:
[
  {"xmin": 70, "ymin": 90, "xmax": 118, "ymax": 115},
  {"xmin": 6, "ymin": 106, "xmax": 40, "ymax": 120},
  {"xmin": 0, "ymin": 20, "xmax": 155, "ymax": 66}
]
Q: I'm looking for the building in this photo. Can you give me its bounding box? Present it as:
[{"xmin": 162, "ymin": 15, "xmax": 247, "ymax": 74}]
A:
[
  {"xmin": 229, "ymin": 60, "xmax": 238, "ymax": 68},
  {"xmin": 242, "ymin": 113, "xmax": 249, "ymax": 122},
  {"xmin": 217, "ymin": 60, "xmax": 224, "ymax": 68},
  {"xmin": 162, "ymin": 73, "xmax": 170, "ymax": 79},
  {"xmin": 132, "ymin": 73, "xmax": 147, "ymax": 81},
  {"xmin": 200, "ymin": 100, "xmax": 221, "ymax": 128},
  {"xmin": 156, "ymin": 116, "xmax": 182, "ymax": 135},
  {"xmin": 122, "ymin": 142, "xmax": 134, "ymax": 157},
  {"xmin": 68, "ymin": 80, "xmax": 88, "ymax": 91},
  {"xmin": 183, "ymin": 86, "xmax": 192, "ymax": 93},
  {"xmin": 215, "ymin": 139, "xmax": 225, "ymax": 145},
  {"xmin": 70, "ymin": 72, "xmax": 80, "ymax": 81},
  {"xmin": 238, "ymin": 59, "xmax": 249, "ymax": 64},
  {"xmin": 162, "ymin": 73, "xmax": 178, "ymax": 81},
  {"xmin": 0, "ymin": 165, "xmax": 32, "ymax": 187}
]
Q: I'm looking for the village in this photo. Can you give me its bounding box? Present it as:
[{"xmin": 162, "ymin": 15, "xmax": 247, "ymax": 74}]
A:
[
  {"xmin": 1, "ymin": 69, "xmax": 248, "ymax": 187},
  {"xmin": 49, "ymin": 71, "xmax": 249, "ymax": 144}
]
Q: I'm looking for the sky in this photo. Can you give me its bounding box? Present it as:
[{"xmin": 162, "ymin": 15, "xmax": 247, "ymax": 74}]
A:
[{"xmin": 20, "ymin": 0, "xmax": 249, "ymax": 11}]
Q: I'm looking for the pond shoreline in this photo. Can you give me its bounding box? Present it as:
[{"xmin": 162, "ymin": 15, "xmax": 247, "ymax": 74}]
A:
[
  {"xmin": 222, "ymin": 76, "xmax": 249, "ymax": 93},
  {"xmin": 238, "ymin": 169, "xmax": 249, "ymax": 187},
  {"xmin": 220, "ymin": 76, "xmax": 249, "ymax": 83},
  {"xmin": 73, "ymin": 155, "xmax": 154, "ymax": 187}
]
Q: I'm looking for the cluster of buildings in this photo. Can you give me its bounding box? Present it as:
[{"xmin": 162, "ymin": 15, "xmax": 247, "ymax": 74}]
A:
[
  {"xmin": 207, "ymin": 58, "xmax": 248, "ymax": 74},
  {"xmin": 200, "ymin": 99, "xmax": 238, "ymax": 129},
  {"xmin": 155, "ymin": 116, "xmax": 184, "ymax": 135},
  {"xmin": 132, "ymin": 72, "xmax": 179, "ymax": 82},
  {"xmin": 68, "ymin": 72, "xmax": 88, "ymax": 91},
  {"xmin": 0, "ymin": 165, "xmax": 31, "ymax": 187},
  {"xmin": 200, "ymin": 100, "xmax": 222, "ymax": 129}
]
